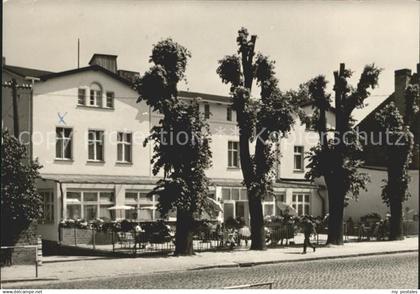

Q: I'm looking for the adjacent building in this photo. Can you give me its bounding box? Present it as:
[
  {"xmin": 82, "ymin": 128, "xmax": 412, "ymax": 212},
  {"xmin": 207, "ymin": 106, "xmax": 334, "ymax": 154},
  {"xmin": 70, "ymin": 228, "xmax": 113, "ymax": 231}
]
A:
[{"xmin": 345, "ymin": 64, "xmax": 419, "ymax": 221}]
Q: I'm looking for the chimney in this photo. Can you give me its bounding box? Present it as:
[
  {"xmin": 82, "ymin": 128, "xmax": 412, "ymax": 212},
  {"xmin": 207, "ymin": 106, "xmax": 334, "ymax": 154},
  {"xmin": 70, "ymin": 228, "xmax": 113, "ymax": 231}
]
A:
[
  {"xmin": 394, "ymin": 68, "xmax": 412, "ymax": 116},
  {"xmin": 89, "ymin": 54, "xmax": 118, "ymax": 73},
  {"xmin": 394, "ymin": 69, "xmax": 412, "ymax": 95}
]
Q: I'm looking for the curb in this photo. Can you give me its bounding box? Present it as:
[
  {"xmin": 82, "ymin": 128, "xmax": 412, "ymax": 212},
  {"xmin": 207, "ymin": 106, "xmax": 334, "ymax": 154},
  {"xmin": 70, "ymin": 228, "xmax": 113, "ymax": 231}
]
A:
[
  {"xmin": 1, "ymin": 278, "xmax": 59, "ymax": 284},
  {"xmin": 190, "ymin": 249, "xmax": 418, "ymax": 271}
]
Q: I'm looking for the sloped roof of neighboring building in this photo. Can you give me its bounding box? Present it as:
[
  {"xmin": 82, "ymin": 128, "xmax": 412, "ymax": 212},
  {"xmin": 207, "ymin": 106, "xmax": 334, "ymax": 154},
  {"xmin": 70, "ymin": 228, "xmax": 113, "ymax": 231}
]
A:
[
  {"xmin": 3, "ymin": 65, "xmax": 53, "ymax": 78},
  {"xmin": 178, "ymin": 91, "xmax": 232, "ymax": 104},
  {"xmin": 179, "ymin": 91, "xmax": 335, "ymax": 113},
  {"xmin": 356, "ymin": 94, "xmax": 394, "ymax": 128},
  {"xmin": 40, "ymin": 65, "xmax": 134, "ymax": 87}
]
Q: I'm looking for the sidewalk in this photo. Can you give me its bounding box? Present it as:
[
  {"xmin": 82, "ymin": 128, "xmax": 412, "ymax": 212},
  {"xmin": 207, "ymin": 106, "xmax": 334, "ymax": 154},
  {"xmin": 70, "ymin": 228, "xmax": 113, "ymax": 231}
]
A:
[{"xmin": 1, "ymin": 235, "xmax": 418, "ymax": 288}]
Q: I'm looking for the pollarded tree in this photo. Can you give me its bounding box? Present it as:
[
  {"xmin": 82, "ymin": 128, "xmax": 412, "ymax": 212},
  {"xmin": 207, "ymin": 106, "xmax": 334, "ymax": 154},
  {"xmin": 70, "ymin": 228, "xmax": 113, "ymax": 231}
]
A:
[
  {"xmin": 1, "ymin": 130, "xmax": 42, "ymax": 263},
  {"xmin": 136, "ymin": 39, "xmax": 212, "ymax": 255},
  {"xmin": 375, "ymin": 84, "xmax": 419, "ymax": 240},
  {"xmin": 305, "ymin": 63, "xmax": 381, "ymax": 245},
  {"xmin": 217, "ymin": 28, "xmax": 299, "ymax": 250}
]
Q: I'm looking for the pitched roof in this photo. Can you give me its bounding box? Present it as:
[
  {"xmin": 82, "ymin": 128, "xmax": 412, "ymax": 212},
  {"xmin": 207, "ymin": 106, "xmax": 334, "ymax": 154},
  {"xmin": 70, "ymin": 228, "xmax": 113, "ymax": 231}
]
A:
[
  {"xmin": 356, "ymin": 94, "xmax": 394, "ymax": 128},
  {"xmin": 178, "ymin": 91, "xmax": 232, "ymax": 104},
  {"xmin": 3, "ymin": 65, "xmax": 53, "ymax": 78},
  {"xmin": 40, "ymin": 65, "xmax": 133, "ymax": 87}
]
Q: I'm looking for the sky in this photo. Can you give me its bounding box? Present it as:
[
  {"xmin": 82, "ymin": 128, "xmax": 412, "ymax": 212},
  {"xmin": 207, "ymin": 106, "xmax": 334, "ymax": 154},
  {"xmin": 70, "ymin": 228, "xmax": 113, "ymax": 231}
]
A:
[{"xmin": 3, "ymin": 0, "xmax": 419, "ymax": 121}]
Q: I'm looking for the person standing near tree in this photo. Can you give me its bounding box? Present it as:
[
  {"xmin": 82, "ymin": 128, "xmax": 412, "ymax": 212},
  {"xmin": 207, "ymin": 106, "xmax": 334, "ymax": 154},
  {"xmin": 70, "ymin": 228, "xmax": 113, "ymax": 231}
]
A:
[{"xmin": 302, "ymin": 216, "xmax": 316, "ymax": 254}]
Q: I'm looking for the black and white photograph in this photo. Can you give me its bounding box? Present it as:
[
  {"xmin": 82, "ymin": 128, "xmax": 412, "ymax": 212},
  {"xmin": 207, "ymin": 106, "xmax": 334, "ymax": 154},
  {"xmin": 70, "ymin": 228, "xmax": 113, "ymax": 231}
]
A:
[{"xmin": 1, "ymin": 0, "xmax": 419, "ymax": 292}]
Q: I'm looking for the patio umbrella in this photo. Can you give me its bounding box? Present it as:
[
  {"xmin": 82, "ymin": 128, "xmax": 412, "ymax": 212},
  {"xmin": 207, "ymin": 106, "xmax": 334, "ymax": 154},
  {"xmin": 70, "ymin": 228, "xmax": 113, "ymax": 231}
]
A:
[
  {"xmin": 205, "ymin": 197, "xmax": 223, "ymax": 212},
  {"xmin": 199, "ymin": 197, "xmax": 223, "ymax": 220},
  {"xmin": 276, "ymin": 203, "xmax": 298, "ymax": 216},
  {"xmin": 107, "ymin": 205, "xmax": 136, "ymax": 210}
]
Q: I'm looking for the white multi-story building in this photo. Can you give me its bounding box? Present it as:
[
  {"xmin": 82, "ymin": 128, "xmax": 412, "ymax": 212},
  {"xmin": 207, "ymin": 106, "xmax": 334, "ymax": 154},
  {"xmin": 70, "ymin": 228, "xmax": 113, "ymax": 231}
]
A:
[{"xmin": 2, "ymin": 54, "xmax": 335, "ymax": 242}]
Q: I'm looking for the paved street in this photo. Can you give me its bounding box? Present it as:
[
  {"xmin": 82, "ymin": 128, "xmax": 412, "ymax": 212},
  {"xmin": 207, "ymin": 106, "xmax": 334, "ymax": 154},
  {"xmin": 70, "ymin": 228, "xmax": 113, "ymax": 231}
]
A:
[{"xmin": 10, "ymin": 252, "xmax": 418, "ymax": 289}]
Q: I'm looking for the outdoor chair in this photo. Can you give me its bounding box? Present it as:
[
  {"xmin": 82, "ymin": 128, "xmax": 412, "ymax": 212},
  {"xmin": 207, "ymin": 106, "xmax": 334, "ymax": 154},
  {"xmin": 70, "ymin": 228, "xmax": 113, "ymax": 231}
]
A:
[{"xmin": 117, "ymin": 232, "xmax": 135, "ymax": 248}]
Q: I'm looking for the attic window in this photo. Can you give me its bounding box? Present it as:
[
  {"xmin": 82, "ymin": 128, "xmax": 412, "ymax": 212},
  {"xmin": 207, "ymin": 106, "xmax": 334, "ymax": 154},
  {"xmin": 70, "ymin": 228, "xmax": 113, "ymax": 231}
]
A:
[
  {"xmin": 89, "ymin": 83, "xmax": 103, "ymax": 107},
  {"xmin": 78, "ymin": 88, "xmax": 86, "ymax": 105},
  {"xmin": 106, "ymin": 92, "xmax": 114, "ymax": 108}
]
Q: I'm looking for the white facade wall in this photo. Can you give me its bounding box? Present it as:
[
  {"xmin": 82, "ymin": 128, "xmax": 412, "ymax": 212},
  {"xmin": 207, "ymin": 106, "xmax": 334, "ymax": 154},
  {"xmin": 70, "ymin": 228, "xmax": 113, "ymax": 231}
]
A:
[
  {"xmin": 31, "ymin": 69, "xmax": 329, "ymax": 240},
  {"xmin": 32, "ymin": 71, "xmax": 151, "ymax": 177},
  {"xmin": 344, "ymin": 168, "xmax": 419, "ymax": 221},
  {"xmin": 277, "ymin": 105, "xmax": 335, "ymax": 180}
]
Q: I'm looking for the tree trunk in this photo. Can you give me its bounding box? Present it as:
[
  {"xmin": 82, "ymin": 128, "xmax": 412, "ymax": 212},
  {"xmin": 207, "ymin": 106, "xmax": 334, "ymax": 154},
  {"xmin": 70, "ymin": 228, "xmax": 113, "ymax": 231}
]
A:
[
  {"xmin": 248, "ymin": 192, "xmax": 266, "ymax": 250},
  {"xmin": 386, "ymin": 149, "xmax": 405, "ymax": 241},
  {"xmin": 174, "ymin": 210, "xmax": 194, "ymax": 256},
  {"xmin": 325, "ymin": 173, "xmax": 345, "ymax": 245},
  {"xmin": 389, "ymin": 194, "xmax": 404, "ymax": 240}
]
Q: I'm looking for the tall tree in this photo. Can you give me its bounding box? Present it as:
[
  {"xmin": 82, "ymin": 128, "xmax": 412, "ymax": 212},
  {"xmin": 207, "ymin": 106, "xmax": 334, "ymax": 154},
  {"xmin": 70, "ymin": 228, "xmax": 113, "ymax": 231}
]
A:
[
  {"xmin": 217, "ymin": 28, "xmax": 298, "ymax": 250},
  {"xmin": 305, "ymin": 63, "xmax": 381, "ymax": 245},
  {"xmin": 1, "ymin": 130, "xmax": 42, "ymax": 263},
  {"xmin": 375, "ymin": 84, "xmax": 419, "ymax": 240},
  {"xmin": 137, "ymin": 39, "xmax": 212, "ymax": 255}
]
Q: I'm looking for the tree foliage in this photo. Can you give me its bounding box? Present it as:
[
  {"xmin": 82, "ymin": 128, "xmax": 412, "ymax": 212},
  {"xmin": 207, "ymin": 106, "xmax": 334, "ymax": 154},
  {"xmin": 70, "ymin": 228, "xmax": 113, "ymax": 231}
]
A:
[
  {"xmin": 304, "ymin": 64, "xmax": 381, "ymax": 245},
  {"xmin": 145, "ymin": 102, "xmax": 212, "ymax": 217},
  {"xmin": 137, "ymin": 38, "xmax": 211, "ymax": 254},
  {"xmin": 375, "ymin": 85, "xmax": 419, "ymax": 207},
  {"xmin": 1, "ymin": 130, "xmax": 42, "ymax": 246},
  {"xmin": 217, "ymin": 27, "xmax": 299, "ymax": 249}
]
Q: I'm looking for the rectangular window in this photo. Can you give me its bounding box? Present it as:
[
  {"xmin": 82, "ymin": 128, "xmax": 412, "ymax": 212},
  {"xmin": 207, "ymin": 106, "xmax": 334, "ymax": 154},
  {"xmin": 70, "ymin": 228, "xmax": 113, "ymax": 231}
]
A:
[
  {"xmin": 88, "ymin": 130, "xmax": 104, "ymax": 161},
  {"xmin": 276, "ymin": 194, "xmax": 285, "ymax": 203},
  {"xmin": 39, "ymin": 191, "xmax": 54, "ymax": 224},
  {"xmin": 84, "ymin": 192, "xmax": 98, "ymax": 202},
  {"xmin": 56, "ymin": 127, "xmax": 72, "ymax": 160},
  {"xmin": 223, "ymin": 203, "xmax": 234, "ymax": 221},
  {"xmin": 294, "ymin": 146, "xmax": 304, "ymax": 171},
  {"xmin": 222, "ymin": 188, "xmax": 245, "ymax": 201},
  {"xmin": 240, "ymin": 189, "xmax": 247, "ymax": 200},
  {"xmin": 66, "ymin": 191, "xmax": 114, "ymax": 220},
  {"xmin": 67, "ymin": 204, "xmax": 81, "ymax": 219},
  {"xmin": 227, "ymin": 106, "xmax": 232, "ymax": 121},
  {"xmin": 78, "ymin": 88, "xmax": 86, "ymax": 105},
  {"xmin": 67, "ymin": 192, "xmax": 81, "ymax": 202},
  {"xmin": 228, "ymin": 141, "xmax": 240, "ymax": 168},
  {"xmin": 124, "ymin": 191, "xmax": 156, "ymax": 221},
  {"xmin": 231, "ymin": 189, "xmax": 240, "ymax": 200},
  {"xmin": 204, "ymin": 103, "xmax": 210, "ymax": 119},
  {"xmin": 84, "ymin": 205, "xmax": 97, "ymax": 221},
  {"xmin": 117, "ymin": 132, "xmax": 132, "ymax": 163},
  {"xmin": 222, "ymin": 188, "xmax": 231, "ymax": 201},
  {"xmin": 292, "ymin": 193, "xmax": 310, "ymax": 216},
  {"xmin": 106, "ymin": 92, "xmax": 114, "ymax": 108}
]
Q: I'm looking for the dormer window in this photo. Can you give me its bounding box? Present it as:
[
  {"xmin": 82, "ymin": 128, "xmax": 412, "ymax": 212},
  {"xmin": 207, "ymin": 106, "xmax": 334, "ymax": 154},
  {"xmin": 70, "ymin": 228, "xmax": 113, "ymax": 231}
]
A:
[
  {"xmin": 106, "ymin": 91, "xmax": 114, "ymax": 108},
  {"xmin": 89, "ymin": 83, "xmax": 102, "ymax": 107},
  {"xmin": 78, "ymin": 88, "xmax": 86, "ymax": 105}
]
